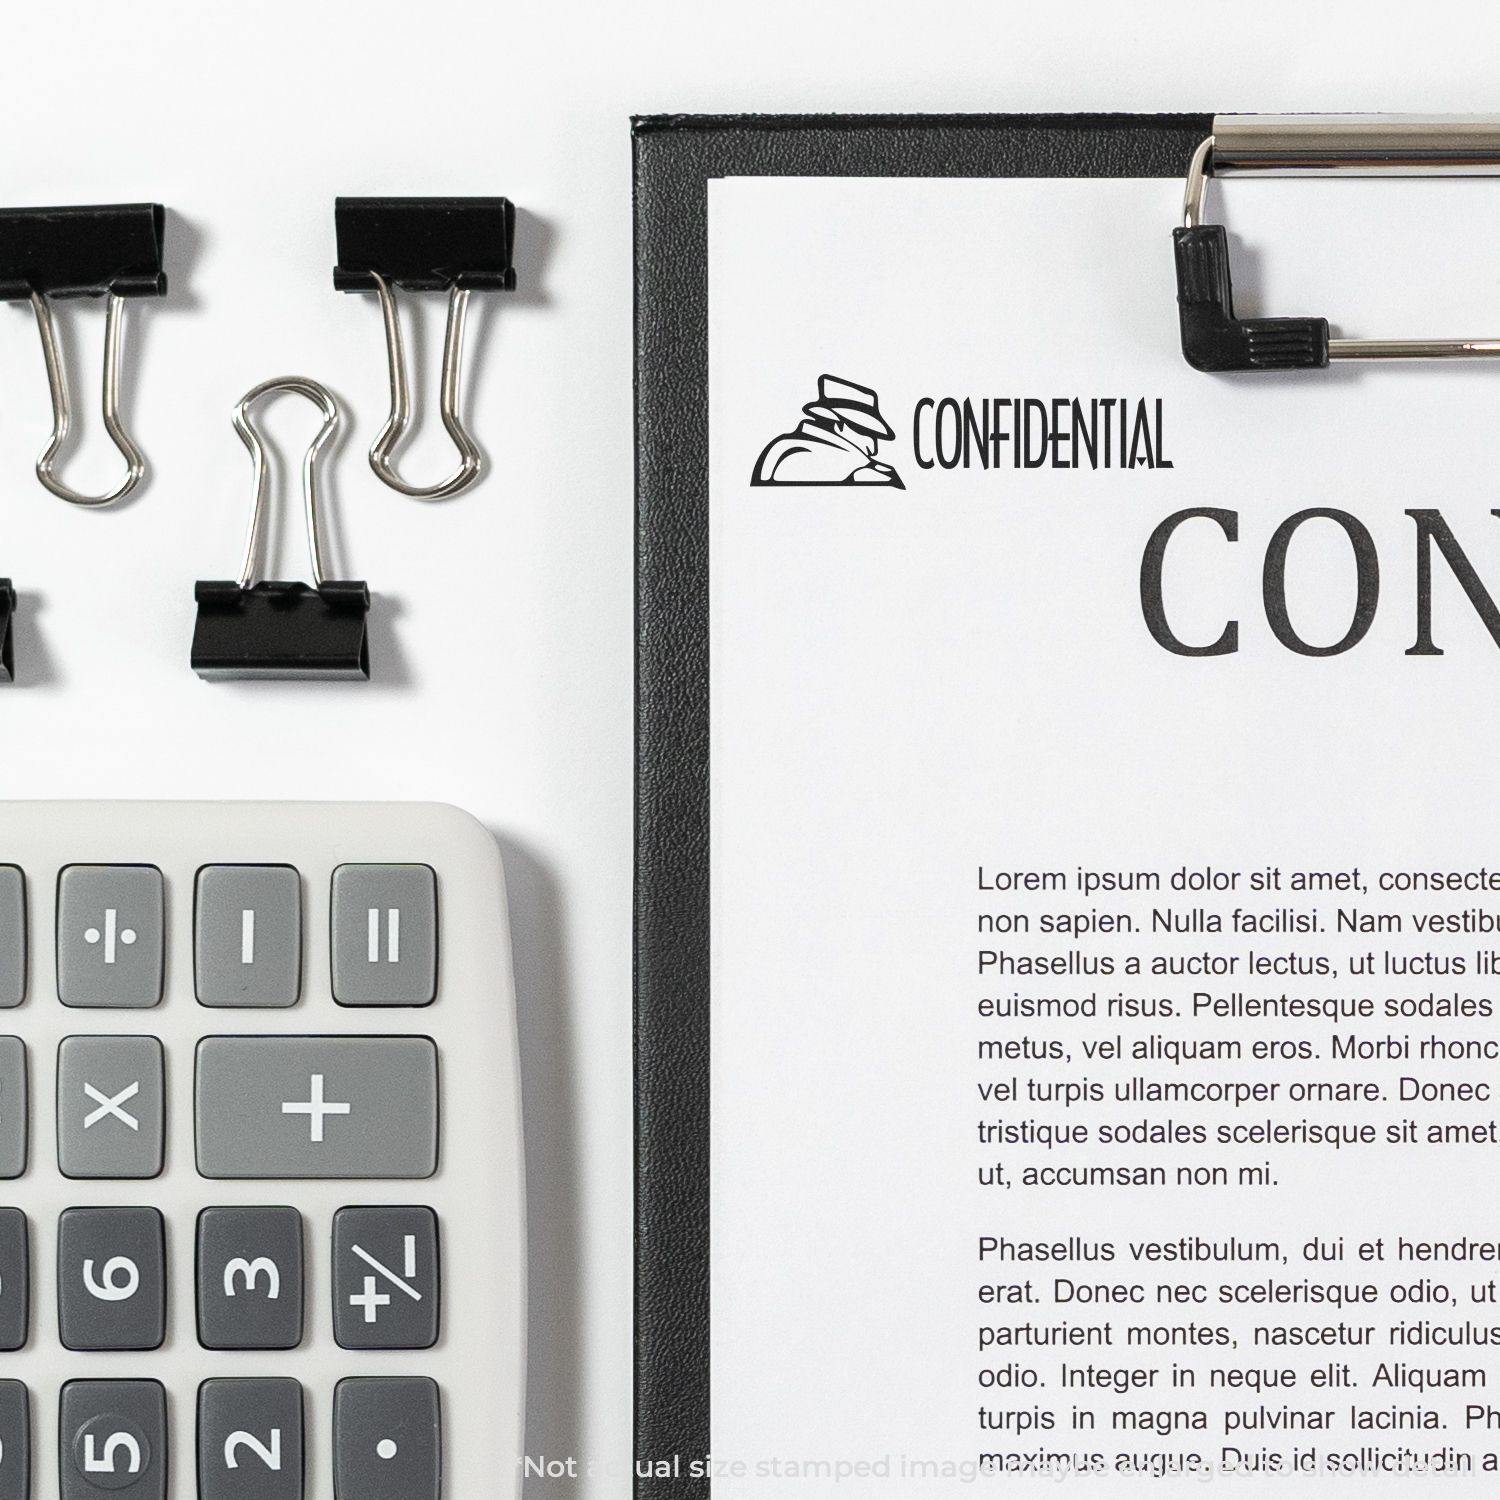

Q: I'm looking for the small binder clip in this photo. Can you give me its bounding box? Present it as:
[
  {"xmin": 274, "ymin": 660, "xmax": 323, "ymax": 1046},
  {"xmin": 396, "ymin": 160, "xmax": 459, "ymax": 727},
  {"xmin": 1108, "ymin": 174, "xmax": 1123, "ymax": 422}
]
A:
[
  {"xmin": 0, "ymin": 204, "xmax": 166, "ymax": 503},
  {"xmin": 191, "ymin": 377, "xmax": 370, "ymax": 682},
  {"xmin": 334, "ymin": 196, "xmax": 516, "ymax": 499},
  {"xmin": 0, "ymin": 580, "xmax": 14, "ymax": 683}
]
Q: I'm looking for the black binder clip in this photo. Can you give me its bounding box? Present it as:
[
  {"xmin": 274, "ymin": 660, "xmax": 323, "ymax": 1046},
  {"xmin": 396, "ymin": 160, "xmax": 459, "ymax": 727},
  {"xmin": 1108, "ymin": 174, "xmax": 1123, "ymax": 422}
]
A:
[
  {"xmin": 192, "ymin": 377, "xmax": 370, "ymax": 682},
  {"xmin": 0, "ymin": 580, "xmax": 14, "ymax": 683},
  {"xmin": 334, "ymin": 196, "xmax": 516, "ymax": 499},
  {"xmin": 0, "ymin": 203, "xmax": 166, "ymax": 503}
]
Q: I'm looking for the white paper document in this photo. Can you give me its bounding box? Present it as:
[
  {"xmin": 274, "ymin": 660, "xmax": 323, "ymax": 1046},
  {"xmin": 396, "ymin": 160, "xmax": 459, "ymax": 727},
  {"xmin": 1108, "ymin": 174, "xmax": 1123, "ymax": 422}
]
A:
[{"xmin": 708, "ymin": 175, "xmax": 1500, "ymax": 1495}]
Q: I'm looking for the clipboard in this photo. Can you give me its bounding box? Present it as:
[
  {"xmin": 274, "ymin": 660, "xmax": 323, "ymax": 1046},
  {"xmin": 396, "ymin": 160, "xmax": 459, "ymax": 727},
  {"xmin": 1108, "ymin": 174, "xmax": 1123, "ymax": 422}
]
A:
[{"xmin": 631, "ymin": 112, "xmax": 1210, "ymax": 1494}]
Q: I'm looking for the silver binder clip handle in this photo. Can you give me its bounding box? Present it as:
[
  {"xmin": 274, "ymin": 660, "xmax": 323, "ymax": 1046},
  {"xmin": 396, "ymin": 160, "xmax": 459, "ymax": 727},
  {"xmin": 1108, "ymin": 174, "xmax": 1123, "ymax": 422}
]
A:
[
  {"xmin": 232, "ymin": 376, "xmax": 341, "ymax": 590},
  {"xmin": 367, "ymin": 272, "xmax": 481, "ymax": 501},
  {"xmin": 30, "ymin": 291, "xmax": 146, "ymax": 507}
]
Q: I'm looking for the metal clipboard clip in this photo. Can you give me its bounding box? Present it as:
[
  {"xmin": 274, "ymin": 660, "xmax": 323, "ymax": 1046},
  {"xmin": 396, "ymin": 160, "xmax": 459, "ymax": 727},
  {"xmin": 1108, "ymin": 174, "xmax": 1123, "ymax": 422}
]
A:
[{"xmin": 1175, "ymin": 115, "xmax": 1500, "ymax": 371}]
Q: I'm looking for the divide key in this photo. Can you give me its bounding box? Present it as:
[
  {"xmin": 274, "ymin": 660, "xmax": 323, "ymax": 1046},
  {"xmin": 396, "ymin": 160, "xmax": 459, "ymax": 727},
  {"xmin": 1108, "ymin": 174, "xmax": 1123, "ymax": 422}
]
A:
[{"xmin": 195, "ymin": 1037, "xmax": 438, "ymax": 1179}]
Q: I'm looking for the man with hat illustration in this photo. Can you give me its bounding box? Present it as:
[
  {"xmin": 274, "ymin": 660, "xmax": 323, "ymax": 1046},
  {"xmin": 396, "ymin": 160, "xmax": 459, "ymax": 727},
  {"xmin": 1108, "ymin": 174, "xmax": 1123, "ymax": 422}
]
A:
[{"xmin": 751, "ymin": 375, "xmax": 905, "ymax": 488}]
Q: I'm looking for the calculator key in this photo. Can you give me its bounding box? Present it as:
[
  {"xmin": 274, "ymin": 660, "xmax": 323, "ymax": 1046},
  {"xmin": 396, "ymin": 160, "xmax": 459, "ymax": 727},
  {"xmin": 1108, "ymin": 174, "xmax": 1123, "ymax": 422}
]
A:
[
  {"xmin": 57, "ymin": 1207, "xmax": 166, "ymax": 1351},
  {"xmin": 57, "ymin": 866, "xmax": 164, "ymax": 1008},
  {"xmin": 58, "ymin": 1037, "xmax": 164, "ymax": 1179},
  {"xmin": 60, "ymin": 1379, "xmax": 166, "ymax": 1498},
  {"xmin": 0, "ymin": 1381, "xmax": 27, "ymax": 1500},
  {"xmin": 332, "ymin": 1378, "xmax": 440, "ymax": 1500},
  {"xmin": 331, "ymin": 864, "xmax": 437, "ymax": 1006},
  {"xmin": 332, "ymin": 1206, "xmax": 440, "ymax": 1349},
  {"xmin": 0, "ymin": 1039, "xmax": 26, "ymax": 1180},
  {"xmin": 195, "ymin": 1036, "xmax": 438, "ymax": 1179},
  {"xmin": 196, "ymin": 865, "xmax": 302, "ymax": 1008},
  {"xmin": 0, "ymin": 870, "xmax": 24, "ymax": 1008},
  {"xmin": 196, "ymin": 1206, "xmax": 304, "ymax": 1350},
  {"xmin": 198, "ymin": 1378, "xmax": 303, "ymax": 1500},
  {"xmin": 0, "ymin": 1211, "xmax": 28, "ymax": 1351}
]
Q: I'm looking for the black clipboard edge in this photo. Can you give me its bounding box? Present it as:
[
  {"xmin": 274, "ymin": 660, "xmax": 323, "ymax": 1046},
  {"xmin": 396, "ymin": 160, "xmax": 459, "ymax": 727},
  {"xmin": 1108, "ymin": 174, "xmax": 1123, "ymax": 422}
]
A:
[{"xmin": 632, "ymin": 111, "xmax": 1213, "ymax": 1498}]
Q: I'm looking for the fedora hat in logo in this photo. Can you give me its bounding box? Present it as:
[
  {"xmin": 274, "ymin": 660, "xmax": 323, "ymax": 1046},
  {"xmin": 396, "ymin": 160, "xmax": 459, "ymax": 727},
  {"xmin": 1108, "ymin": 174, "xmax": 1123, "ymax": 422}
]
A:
[{"xmin": 802, "ymin": 375, "xmax": 896, "ymax": 440}]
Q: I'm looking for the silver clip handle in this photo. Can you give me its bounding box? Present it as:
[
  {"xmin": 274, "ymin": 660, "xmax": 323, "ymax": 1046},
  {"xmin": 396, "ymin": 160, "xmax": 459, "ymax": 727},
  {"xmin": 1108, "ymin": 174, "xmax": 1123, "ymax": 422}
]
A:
[
  {"xmin": 232, "ymin": 376, "xmax": 340, "ymax": 590},
  {"xmin": 1212, "ymin": 114, "xmax": 1500, "ymax": 176},
  {"xmin": 367, "ymin": 273, "xmax": 482, "ymax": 500},
  {"xmin": 1179, "ymin": 116, "xmax": 1500, "ymax": 366},
  {"xmin": 31, "ymin": 292, "xmax": 146, "ymax": 506}
]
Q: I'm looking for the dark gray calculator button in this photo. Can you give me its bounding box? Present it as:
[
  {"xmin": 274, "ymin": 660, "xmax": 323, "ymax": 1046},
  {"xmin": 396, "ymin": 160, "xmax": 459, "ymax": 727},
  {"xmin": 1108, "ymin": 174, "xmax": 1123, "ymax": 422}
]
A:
[
  {"xmin": 331, "ymin": 865, "xmax": 437, "ymax": 1006},
  {"xmin": 60, "ymin": 1380, "xmax": 166, "ymax": 1498},
  {"xmin": 58, "ymin": 1037, "xmax": 163, "ymax": 1179},
  {"xmin": 198, "ymin": 1378, "xmax": 303, "ymax": 1500},
  {"xmin": 196, "ymin": 866, "xmax": 302, "ymax": 1008},
  {"xmin": 197, "ymin": 1206, "xmax": 304, "ymax": 1350},
  {"xmin": 0, "ymin": 870, "xmax": 24, "ymax": 1008},
  {"xmin": 0, "ymin": 1381, "xmax": 27, "ymax": 1500},
  {"xmin": 333, "ymin": 1378, "xmax": 440, "ymax": 1500},
  {"xmin": 195, "ymin": 1036, "xmax": 438, "ymax": 1179},
  {"xmin": 332, "ymin": 1206, "xmax": 439, "ymax": 1349},
  {"xmin": 0, "ymin": 1039, "xmax": 26, "ymax": 1180},
  {"xmin": 57, "ymin": 1207, "xmax": 166, "ymax": 1351},
  {"xmin": 57, "ymin": 867, "xmax": 164, "ymax": 1009},
  {"xmin": 0, "ymin": 1211, "xmax": 28, "ymax": 1351}
]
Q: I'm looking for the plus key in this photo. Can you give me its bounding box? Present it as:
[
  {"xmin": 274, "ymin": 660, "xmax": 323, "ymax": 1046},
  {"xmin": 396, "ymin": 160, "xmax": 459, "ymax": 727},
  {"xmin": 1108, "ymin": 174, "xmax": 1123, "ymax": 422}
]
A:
[
  {"xmin": 196, "ymin": 1037, "xmax": 438, "ymax": 1179},
  {"xmin": 280, "ymin": 1074, "xmax": 351, "ymax": 1143}
]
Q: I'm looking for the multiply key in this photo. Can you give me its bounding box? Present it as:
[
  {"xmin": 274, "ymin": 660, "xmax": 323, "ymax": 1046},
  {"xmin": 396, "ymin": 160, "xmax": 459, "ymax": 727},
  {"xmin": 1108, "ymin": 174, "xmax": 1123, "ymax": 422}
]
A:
[{"xmin": 58, "ymin": 1037, "xmax": 164, "ymax": 1179}]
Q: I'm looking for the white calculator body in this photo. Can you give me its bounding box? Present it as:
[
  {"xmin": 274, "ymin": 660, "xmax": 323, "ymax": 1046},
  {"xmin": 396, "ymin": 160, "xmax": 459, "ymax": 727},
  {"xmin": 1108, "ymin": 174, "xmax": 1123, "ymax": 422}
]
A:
[{"xmin": 0, "ymin": 801, "xmax": 524, "ymax": 1500}]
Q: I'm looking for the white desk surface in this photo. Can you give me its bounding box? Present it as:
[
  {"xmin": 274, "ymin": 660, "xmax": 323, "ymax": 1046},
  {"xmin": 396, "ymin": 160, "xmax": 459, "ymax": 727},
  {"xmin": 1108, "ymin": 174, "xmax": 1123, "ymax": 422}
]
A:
[{"xmin": 2, "ymin": 0, "xmax": 1493, "ymax": 1492}]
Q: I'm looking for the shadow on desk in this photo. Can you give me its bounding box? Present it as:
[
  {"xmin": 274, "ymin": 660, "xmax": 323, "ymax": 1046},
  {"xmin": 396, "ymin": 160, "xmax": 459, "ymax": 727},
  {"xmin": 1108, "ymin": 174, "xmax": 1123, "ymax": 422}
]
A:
[{"xmin": 492, "ymin": 830, "xmax": 584, "ymax": 1496}]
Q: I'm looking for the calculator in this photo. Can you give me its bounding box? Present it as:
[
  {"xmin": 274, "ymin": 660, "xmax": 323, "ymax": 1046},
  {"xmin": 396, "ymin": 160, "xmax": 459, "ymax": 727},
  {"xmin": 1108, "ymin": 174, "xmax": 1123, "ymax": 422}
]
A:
[{"xmin": 0, "ymin": 802, "xmax": 524, "ymax": 1500}]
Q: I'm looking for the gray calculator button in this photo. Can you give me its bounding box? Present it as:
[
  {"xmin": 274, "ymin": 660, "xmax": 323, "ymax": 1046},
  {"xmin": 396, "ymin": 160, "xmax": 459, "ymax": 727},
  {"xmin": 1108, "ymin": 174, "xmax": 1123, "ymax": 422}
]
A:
[
  {"xmin": 57, "ymin": 867, "xmax": 164, "ymax": 1009},
  {"xmin": 0, "ymin": 870, "xmax": 24, "ymax": 1008},
  {"xmin": 198, "ymin": 1378, "xmax": 303, "ymax": 1500},
  {"xmin": 195, "ymin": 1036, "xmax": 438, "ymax": 1179},
  {"xmin": 0, "ymin": 1039, "xmax": 26, "ymax": 1180},
  {"xmin": 331, "ymin": 865, "xmax": 437, "ymax": 1006},
  {"xmin": 58, "ymin": 1037, "xmax": 164, "ymax": 1179},
  {"xmin": 333, "ymin": 1378, "xmax": 440, "ymax": 1500},
  {"xmin": 0, "ymin": 1211, "xmax": 28, "ymax": 1351},
  {"xmin": 197, "ymin": 1206, "xmax": 304, "ymax": 1350},
  {"xmin": 60, "ymin": 1379, "xmax": 166, "ymax": 1498},
  {"xmin": 332, "ymin": 1206, "xmax": 439, "ymax": 1349},
  {"xmin": 57, "ymin": 1207, "xmax": 166, "ymax": 1351},
  {"xmin": 196, "ymin": 866, "xmax": 302, "ymax": 1008},
  {"xmin": 0, "ymin": 1381, "xmax": 27, "ymax": 1500}
]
